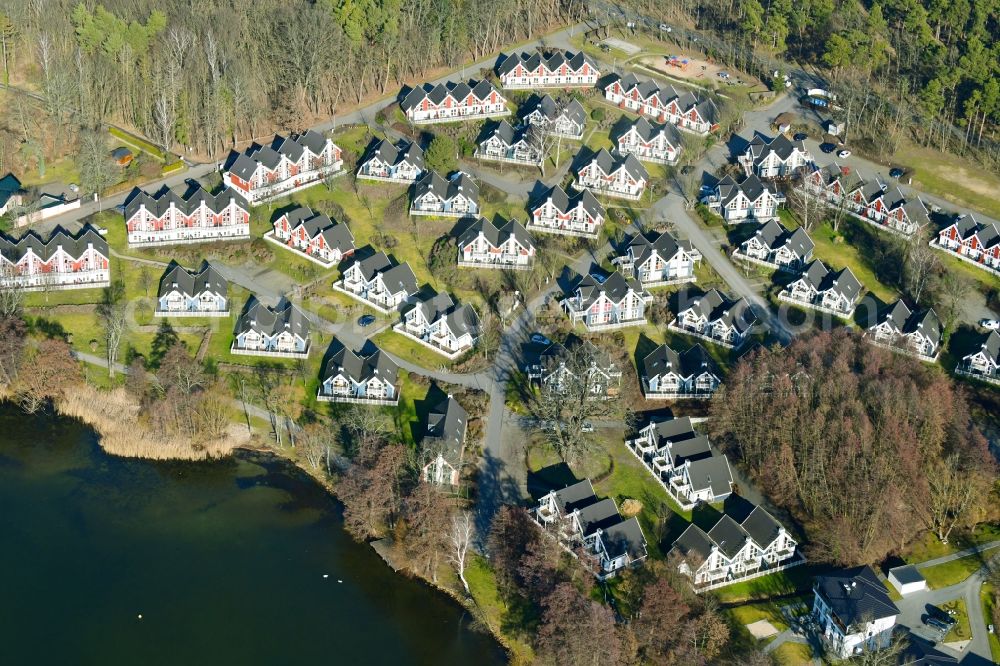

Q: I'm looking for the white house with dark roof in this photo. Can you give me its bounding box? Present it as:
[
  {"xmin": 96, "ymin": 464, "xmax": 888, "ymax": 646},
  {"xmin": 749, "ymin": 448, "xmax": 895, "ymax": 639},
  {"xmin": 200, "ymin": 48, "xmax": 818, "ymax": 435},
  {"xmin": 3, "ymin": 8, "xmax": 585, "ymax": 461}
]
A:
[
  {"xmin": 613, "ymin": 230, "xmax": 700, "ymax": 287},
  {"xmin": 562, "ymin": 271, "xmax": 652, "ymax": 331},
  {"xmin": 357, "ymin": 138, "xmax": 425, "ymax": 184},
  {"xmin": 268, "ymin": 206, "xmax": 355, "ymax": 266},
  {"xmin": 957, "ymin": 330, "xmax": 1000, "ymax": 384},
  {"xmin": 410, "ymin": 171, "xmax": 479, "ymax": 218},
  {"xmin": 534, "ymin": 479, "xmax": 648, "ymax": 579},
  {"xmin": 156, "ymin": 261, "xmax": 228, "ymax": 317},
  {"xmin": 624, "ymin": 416, "xmax": 734, "ymax": 509},
  {"xmin": 422, "ymin": 396, "xmax": 468, "ymax": 486},
  {"xmin": 222, "ymin": 130, "xmax": 342, "ymax": 204},
  {"xmin": 334, "ymin": 252, "xmax": 419, "ymax": 313},
  {"xmin": 318, "ymin": 339, "xmax": 399, "ymax": 406},
  {"xmin": 865, "ymin": 299, "xmax": 942, "ymax": 361},
  {"xmin": 734, "ymin": 219, "xmax": 814, "ymax": 272},
  {"xmin": 496, "ymin": 50, "xmax": 599, "ymax": 88},
  {"xmin": 123, "ymin": 183, "xmax": 250, "ymax": 247},
  {"xmin": 862, "ymin": 186, "xmax": 930, "ymax": 237},
  {"xmin": 0, "ymin": 225, "xmax": 109, "ymax": 291},
  {"xmin": 574, "ymin": 149, "xmax": 649, "ymax": 200},
  {"xmin": 475, "ymin": 121, "xmax": 543, "ymax": 166},
  {"xmin": 702, "ymin": 174, "xmax": 784, "ymax": 223},
  {"xmin": 520, "ymin": 94, "xmax": 587, "ymax": 139},
  {"xmin": 394, "ymin": 291, "xmax": 481, "ymax": 358},
  {"xmin": 738, "ymin": 133, "xmax": 813, "ymax": 179},
  {"xmin": 669, "ymin": 498, "xmax": 799, "ymax": 590},
  {"xmin": 641, "ymin": 343, "xmax": 721, "ymax": 399},
  {"xmin": 457, "ymin": 217, "xmax": 535, "ymax": 269},
  {"xmin": 612, "ymin": 116, "xmax": 683, "ymax": 165},
  {"xmin": 778, "ymin": 260, "xmax": 863, "ymax": 318},
  {"xmin": 399, "ymin": 80, "xmax": 508, "ymax": 124},
  {"xmin": 670, "ymin": 289, "xmax": 757, "ymax": 348},
  {"xmin": 529, "ymin": 185, "xmax": 605, "ymax": 238},
  {"xmin": 603, "ymin": 73, "xmax": 720, "ymax": 135},
  {"xmin": 526, "ymin": 338, "xmax": 622, "ymax": 399},
  {"xmin": 812, "ymin": 566, "xmax": 899, "ymax": 658},
  {"xmin": 232, "ymin": 297, "xmax": 310, "ymax": 358},
  {"xmin": 933, "ymin": 215, "xmax": 1000, "ymax": 274}
]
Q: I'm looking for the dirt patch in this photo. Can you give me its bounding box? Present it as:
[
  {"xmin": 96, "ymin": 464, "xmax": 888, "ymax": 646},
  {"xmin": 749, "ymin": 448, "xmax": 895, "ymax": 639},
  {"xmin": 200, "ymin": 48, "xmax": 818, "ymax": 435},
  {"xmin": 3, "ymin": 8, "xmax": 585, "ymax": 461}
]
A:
[
  {"xmin": 932, "ymin": 164, "xmax": 999, "ymax": 199},
  {"xmin": 639, "ymin": 54, "xmax": 757, "ymax": 87},
  {"xmin": 745, "ymin": 619, "xmax": 780, "ymax": 639}
]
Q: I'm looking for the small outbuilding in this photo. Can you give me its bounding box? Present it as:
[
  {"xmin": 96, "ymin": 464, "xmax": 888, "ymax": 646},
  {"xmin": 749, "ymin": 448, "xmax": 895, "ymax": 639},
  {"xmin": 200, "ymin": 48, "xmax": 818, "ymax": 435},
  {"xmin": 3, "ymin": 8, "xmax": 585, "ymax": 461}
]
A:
[{"xmin": 888, "ymin": 565, "xmax": 927, "ymax": 596}]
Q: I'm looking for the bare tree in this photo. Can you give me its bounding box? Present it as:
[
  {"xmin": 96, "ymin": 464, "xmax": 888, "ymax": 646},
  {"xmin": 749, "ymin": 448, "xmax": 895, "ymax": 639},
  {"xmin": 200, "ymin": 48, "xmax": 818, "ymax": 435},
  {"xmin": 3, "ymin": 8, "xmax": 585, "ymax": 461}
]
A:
[
  {"xmin": 926, "ymin": 454, "xmax": 986, "ymax": 543},
  {"xmin": 904, "ymin": 229, "xmax": 940, "ymax": 304},
  {"xmin": 96, "ymin": 280, "xmax": 127, "ymax": 379},
  {"xmin": 448, "ymin": 511, "xmax": 475, "ymax": 594},
  {"xmin": 524, "ymin": 121, "xmax": 555, "ymax": 176},
  {"xmin": 228, "ymin": 371, "xmax": 254, "ymax": 434},
  {"xmin": 933, "ymin": 271, "xmax": 972, "ymax": 334},
  {"xmin": 786, "ymin": 178, "xmax": 821, "ymax": 231},
  {"xmin": 0, "ymin": 265, "xmax": 25, "ymax": 319},
  {"xmin": 15, "ymin": 338, "xmax": 80, "ymax": 413}
]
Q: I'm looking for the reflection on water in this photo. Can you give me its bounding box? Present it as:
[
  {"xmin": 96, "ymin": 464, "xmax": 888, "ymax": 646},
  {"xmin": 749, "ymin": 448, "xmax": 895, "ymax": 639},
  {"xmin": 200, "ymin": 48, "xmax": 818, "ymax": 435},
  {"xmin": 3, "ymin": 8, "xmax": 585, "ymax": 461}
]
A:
[{"xmin": 0, "ymin": 406, "xmax": 506, "ymax": 666}]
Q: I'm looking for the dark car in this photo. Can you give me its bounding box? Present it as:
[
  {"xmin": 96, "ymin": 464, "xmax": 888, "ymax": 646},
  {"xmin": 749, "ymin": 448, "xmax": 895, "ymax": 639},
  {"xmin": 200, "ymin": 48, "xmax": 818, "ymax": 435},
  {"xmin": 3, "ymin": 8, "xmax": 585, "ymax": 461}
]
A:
[
  {"xmin": 925, "ymin": 605, "xmax": 957, "ymax": 628},
  {"xmin": 357, "ymin": 314, "xmax": 376, "ymax": 327},
  {"xmin": 680, "ymin": 165, "xmax": 695, "ymax": 175},
  {"xmin": 820, "ymin": 142, "xmax": 837, "ymax": 154},
  {"xmin": 793, "ymin": 132, "xmax": 808, "ymax": 141},
  {"xmin": 530, "ymin": 333, "xmax": 552, "ymax": 346},
  {"xmin": 889, "ymin": 167, "xmax": 905, "ymax": 178},
  {"xmin": 924, "ymin": 616, "xmax": 949, "ymax": 632}
]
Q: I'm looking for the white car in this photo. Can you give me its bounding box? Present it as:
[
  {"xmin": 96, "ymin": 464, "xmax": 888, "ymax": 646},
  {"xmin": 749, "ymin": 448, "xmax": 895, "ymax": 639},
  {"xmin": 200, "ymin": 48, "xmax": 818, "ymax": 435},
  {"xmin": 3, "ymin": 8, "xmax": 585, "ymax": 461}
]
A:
[
  {"xmin": 581, "ymin": 422, "xmax": 594, "ymax": 433},
  {"xmin": 838, "ymin": 149, "xmax": 851, "ymax": 158},
  {"xmin": 659, "ymin": 24, "xmax": 671, "ymax": 32},
  {"xmin": 979, "ymin": 318, "xmax": 1000, "ymax": 330}
]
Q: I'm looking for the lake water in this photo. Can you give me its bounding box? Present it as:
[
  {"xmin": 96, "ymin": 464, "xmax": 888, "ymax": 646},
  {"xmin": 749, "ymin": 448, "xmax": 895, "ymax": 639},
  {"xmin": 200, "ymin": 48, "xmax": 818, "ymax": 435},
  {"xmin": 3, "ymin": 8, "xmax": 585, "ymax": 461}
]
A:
[{"xmin": 0, "ymin": 406, "xmax": 506, "ymax": 665}]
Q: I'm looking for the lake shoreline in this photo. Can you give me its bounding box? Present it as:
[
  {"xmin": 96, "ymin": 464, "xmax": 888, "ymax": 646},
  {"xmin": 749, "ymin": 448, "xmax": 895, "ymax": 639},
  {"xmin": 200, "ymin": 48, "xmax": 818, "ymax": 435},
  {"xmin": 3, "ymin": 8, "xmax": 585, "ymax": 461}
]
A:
[{"xmin": 45, "ymin": 397, "xmax": 513, "ymax": 663}]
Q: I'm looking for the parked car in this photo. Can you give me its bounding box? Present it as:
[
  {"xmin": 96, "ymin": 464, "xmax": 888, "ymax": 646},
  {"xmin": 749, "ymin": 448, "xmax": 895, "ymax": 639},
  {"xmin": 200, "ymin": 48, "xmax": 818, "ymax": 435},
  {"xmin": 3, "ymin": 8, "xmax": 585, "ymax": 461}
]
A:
[
  {"xmin": 659, "ymin": 23, "xmax": 671, "ymax": 32},
  {"xmin": 581, "ymin": 421, "xmax": 595, "ymax": 433},
  {"xmin": 889, "ymin": 167, "xmax": 905, "ymax": 178},
  {"xmin": 925, "ymin": 617, "xmax": 950, "ymax": 632},
  {"xmin": 530, "ymin": 333, "xmax": 552, "ymax": 346},
  {"xmin": 838, "ymin": 149, "xmax": 852, "ymax": 158},
  {"xmin": 357, "ymin": 314, "xmax": 376, "ymax": 327},
  {"xmin": 979, "ymin": 319, "xmax": 1000, "ymax": 330},
  {"xmin": 599, "ymin": 43, "xmax": 611, "ymax": 53},
  {"xmin": 820, "ymin": 142, "xmax": 837, "ymax": 154},
  {"xmin": 793, "ymin": 132, "xmax": 808, "ymax": 141},
  {"xmin": 926, "ymin": 605, "xmax": 957, "ymax": 627}
]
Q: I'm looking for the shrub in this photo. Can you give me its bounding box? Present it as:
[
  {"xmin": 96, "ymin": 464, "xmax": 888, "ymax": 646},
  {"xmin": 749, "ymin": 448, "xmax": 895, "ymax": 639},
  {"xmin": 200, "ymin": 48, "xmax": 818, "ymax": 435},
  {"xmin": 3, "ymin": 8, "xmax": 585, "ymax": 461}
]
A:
[{"xmin": 590, "ymin": 108, "xmax": 605, "ymax": 122}]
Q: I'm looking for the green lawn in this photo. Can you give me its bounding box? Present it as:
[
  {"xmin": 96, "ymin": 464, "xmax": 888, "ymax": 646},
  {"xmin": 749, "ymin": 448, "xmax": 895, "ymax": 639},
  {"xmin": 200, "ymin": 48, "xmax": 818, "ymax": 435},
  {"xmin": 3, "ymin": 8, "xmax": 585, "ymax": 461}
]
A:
[
  {"xmin": 725, "ymin": 596, "xmax": 808, "ymax": 636},
  {"xmin": 941, "ymin": 597, "xmax": 972, "ymax": 643},
  {"xmin": 712, "ymin": 564, "xmax": 828, "ymax": 604},
  {"xmin": 903, "ymin": 524, "xmax": 1000, "ymax": 564},
  {"xmin": 807, "ymin": 219, "xmax": 898, "ymax": 303},
  {"xmin": 918, "ymin": 547, "xmax": 1000, "ymax": 589},
  {"xmin": 895, "ymin": 142, "xmax": 1000, "ymax": 221},
  {"xmin": 465, "ymin": 556, "xmax": 535, "ymax": 665},
  {"xmin": 771, "ymin": 641, "xmax": 813, "ymax": 665},
  {"xmin": 982, "ymin": 584, "xmax": 1000, "ymax": 664}
]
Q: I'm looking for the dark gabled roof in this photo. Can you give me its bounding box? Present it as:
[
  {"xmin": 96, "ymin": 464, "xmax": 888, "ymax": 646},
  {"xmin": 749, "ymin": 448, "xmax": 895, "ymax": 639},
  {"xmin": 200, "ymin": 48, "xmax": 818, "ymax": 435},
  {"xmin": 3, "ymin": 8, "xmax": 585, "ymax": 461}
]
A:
[
  {"xmin": 157, "ymin": 260, "xmax": 228, "ymax": 299},
  {"xmin": 706, "ymin": 514, "xmax": 752, "ymax": 559},
  {"xmin": 796, "ymin": 260, "xmax": 862, "ymax": 302},
  {"xmin": 669, "ymin": 435, "xmax": 713, "ymax": 468},
  {"xmin": 900, "ymin": 637, "xmax": 959, "ymax": 666},
  {"xmin": 869, "ymin": 298, "xmax": 912, "ymax": 331},
  {"xmin": 497, "ymin": 49, "xmax": 598, "ymax": 77},
  {"xmin": 670, "ymin": 523, "xmax": 714, "ymax": 561},
  {"xmin": 0, "ymin": 173, "xmax": 22, "ymax": 207},
  {"xmin": 0, "ymin": 224, "xmax": 109, "ymax": 264},
  {"xmin": 684, "ymin": 289, "xmax": 757, "ymax": 334},
  {"xmin": 520, "ymin": 94, "xmax": 588, "ymax": 129},
  {"xmin": 425, "ymin": 396, "xmax": 468, "ymax": 465},
  {"xmin": 650, "ymin": 416, "xmax": 697, "ymax": 442},
  {"xmin": 684, "ymin": 454, "xmax": 733, "ymax": 497},
  {"xmin": 626, "ymin": 229, "xmax": 687, "ymax": 268},
  {"xmin": 814, "ymin": 566, "xmax": 900, "ymax": 628},
  {"xmin": 235, "ymin": 297, "xmax": 309, "ymax": 339},
  {"xmin": 576, "ymin": 498, "xmax": 622, "ymax": 536},
  {"xmin": 888, "ymin": 565, "xmax": 924, "ymax": 586},
  {"xmin": 716, "ymin": 174, "xmax": 778, "ymax": 208},
  {"xmin": 540, "ymin": 338, "xmax": 614, "ymax": 376},
  {"xmin": 413, "ymin": 170, "xmax": 480, "ymax": 205},
  {"xmin": 351, "ymin": 251, "xmax": 393, "ymax": 281},
  {"xmin": 224, "ymin": 131, "xmax": 330, "ymax": 177},
  {"xmin": 613, "ymin": 116, "xmax": 682, "ymax": 147},
  {"xmin": 969, "ymin": 330, "xmax": 1000, "ymax": 364},
  {"xmin": 571, "ymin": 271, "xmax": 645, "ymax": 309},
  {"xmin": 883, "ymin": 186, "xmax": 929, "ymax": 225},
  {"xmin": 535, "ymin": 185, "xmax": 605, "ymax": 220},
  {"xmin": 124, "ymin": 182, "xmax": 249, "ymax": 222},
  {"xmin": 458, "ymin": 216, "xmax": 534, "ymax": 252},
  {"xmin": 362, "ymin": 138, "xmax": 424, "ymax": 170},
  {"xmin": 642, "ymin": 343, "xmax": 681, "ymax": 379},
  {"xmin": 413, "ymin": 291, "xmax": 456, "ymax": 324},
  {"xmin": 324, "ymin": 340, "xmax": 398, "ymax": 386},
  {"xmin": 747, "ymin": 219, "xmax": 814, "ymax": 258},
  {"xmin": 581, "ymin": 148, "xmax": 649, "ymax": 182},
  {"xmin": 551, "ymin": 479, "xmax": 598, "ymax": 514},
  {"xmin": 478, "ymin": 119, "xmax": 521, "ymax": 147},
  {"xmin": 445, "ymin": 303, "xmax": 481, "ymax": 338},
  {"xmin": 679, "ymin": 344, "xmax": 720, "ymax": 378},
  {"xmin": 401, "ymin": 79, "xmax": 502, "ymax": 111},
  {"xmin": 282, "ymin": 206, "xmax": 355, "ymax": 253},
  {"xmin": 738, "ymin": 505, "xmax": 785, "ymax": 549},
  {"xmin": 378, "ymin": 262, "xmax": 419, "ymax": 297},
  {"xmin": 904, "ymin": 308, "xmax": 942, "ymax": 347},
  {"xmin": 601, "ymin": 516, "xmax": 647, "ymax": 560},
  {"xmin": 745, "ymin": 133, "xmax": 808, "ymax": 164}
]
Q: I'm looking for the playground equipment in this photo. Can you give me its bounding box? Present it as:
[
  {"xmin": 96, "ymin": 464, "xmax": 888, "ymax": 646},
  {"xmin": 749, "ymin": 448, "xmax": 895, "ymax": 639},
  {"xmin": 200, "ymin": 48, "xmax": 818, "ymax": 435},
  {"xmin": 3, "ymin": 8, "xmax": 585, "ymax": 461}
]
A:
[{"xmin": 665, "ymin": 55, "xmax": 689, "ymax": 70}]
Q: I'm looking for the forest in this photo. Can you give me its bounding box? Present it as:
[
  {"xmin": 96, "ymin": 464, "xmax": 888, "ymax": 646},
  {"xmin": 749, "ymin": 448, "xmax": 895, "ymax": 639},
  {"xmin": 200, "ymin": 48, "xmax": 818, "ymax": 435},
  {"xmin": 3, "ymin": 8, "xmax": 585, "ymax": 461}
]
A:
[
  {"xmin": 0, "ymin": 0, "xmax": 577, "ymax": 167},
  {"xmin": 710, "ymin": 329, "xmax": 999, "ymax": 566},
  {"xmin": 622, "ymin": 0, "xmax": 1000, "ymax": 166}
]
